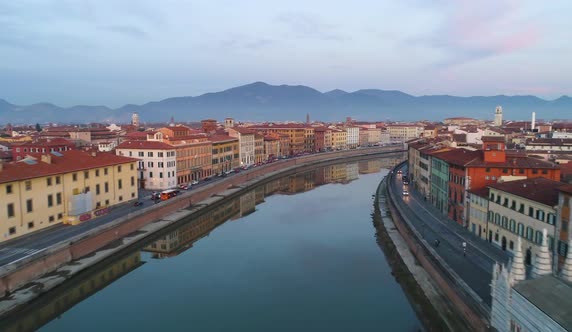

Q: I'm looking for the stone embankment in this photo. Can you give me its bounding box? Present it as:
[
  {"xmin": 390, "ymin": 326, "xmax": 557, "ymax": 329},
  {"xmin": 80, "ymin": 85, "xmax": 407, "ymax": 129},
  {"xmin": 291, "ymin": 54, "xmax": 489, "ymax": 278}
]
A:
[{"xmin": 0, "ymin": 146, "xmax": 404, "ymax": 318}]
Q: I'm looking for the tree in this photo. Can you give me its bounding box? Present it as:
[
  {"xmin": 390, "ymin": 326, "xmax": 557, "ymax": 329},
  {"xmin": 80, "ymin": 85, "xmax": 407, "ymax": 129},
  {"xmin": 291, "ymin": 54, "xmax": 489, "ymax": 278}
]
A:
[{"xmin": 35, "ymin": 123, "xmax": 42, "ymax": 132}]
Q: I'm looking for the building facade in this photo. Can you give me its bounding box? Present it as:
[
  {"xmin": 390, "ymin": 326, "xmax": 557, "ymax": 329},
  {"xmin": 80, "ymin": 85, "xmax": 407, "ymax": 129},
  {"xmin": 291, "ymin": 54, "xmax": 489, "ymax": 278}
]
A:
[
  {"xmin": 116, "ymin": 140, "xmax": 177, "ymax": 190},
  {"xmin": 210, "ymin": 135, "xmax": 239, "ymax": 175},
  {"xmin": 0, "ymin": 151, "xmax": 137, "ymax": 241},
  {"xmin": 228, "ymin": 128, "xmax": 255, "ymax": 166}
]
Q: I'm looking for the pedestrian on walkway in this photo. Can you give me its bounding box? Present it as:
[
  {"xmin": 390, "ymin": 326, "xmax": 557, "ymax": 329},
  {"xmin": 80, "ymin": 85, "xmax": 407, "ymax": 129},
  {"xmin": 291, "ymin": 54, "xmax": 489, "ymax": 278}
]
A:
[
  {"xmin": 462, "ymin": 241, "xmax": 467, "ymax": 256},
  {"xmin": 434, "ymin": 239, "xmax": 440, "ymax": 247}
]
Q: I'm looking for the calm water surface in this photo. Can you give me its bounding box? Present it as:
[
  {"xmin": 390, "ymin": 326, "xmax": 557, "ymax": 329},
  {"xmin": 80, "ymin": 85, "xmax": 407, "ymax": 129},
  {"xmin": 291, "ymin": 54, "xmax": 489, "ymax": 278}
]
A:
[{"xmin": 8, "ymin": 158, "xmax": 422, "ymax": 331}]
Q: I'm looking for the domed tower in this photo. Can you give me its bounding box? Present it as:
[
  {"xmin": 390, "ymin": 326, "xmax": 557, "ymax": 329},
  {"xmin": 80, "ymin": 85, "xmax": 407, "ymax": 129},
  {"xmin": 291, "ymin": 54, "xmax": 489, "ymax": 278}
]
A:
[{"xmin": 494, "ymin": 106, "xmax": 503, "ymax": 126}]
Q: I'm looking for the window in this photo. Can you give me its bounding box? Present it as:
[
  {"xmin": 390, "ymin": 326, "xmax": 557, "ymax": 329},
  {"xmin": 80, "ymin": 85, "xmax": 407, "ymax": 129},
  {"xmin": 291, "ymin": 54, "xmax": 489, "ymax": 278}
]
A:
[
  {"xmin": 490, "ymin": 193, "xmax": 495, "ymax": 201},
  {"xmin": 547, "ymin": 213, "xmax": 556, "ymax": 225},
  {"xmin": 532, "ymin": 169, "xmax": 538, "ymax": 174},
  {"xmin": 58, "ymin": 213, "xmax": 63, "ymax": 219},
  {"xmin": 105, "ymin": 199, "xmax": 110, "ymax": 205},
  {"xmin": 495, "ymin": 233, "xmax": 499, "ymax": 242},
  {"xmin": 509, "ymin": 241, "xmax": 514, "ymax": 250},
  {"xmin": 526, "ymin": 227, "xmax": 534, "ymax": 241},
  {"xmin": 131, "ymin": 176, "xmax": 135, "ymax": 186},
  {"xmin": 488, "ymin": 211, "xmax": 494, "ymax": 222},
  {"xmin": 96, "ymin": 169, "xmax": 100, "ymax": 177},
  {"xmin": 8, "ymin": 227, "xmax": 16, "ymax": 235},
  {"xmin": 485, "ymin": 175, "xmax": 490, "ymax": 180},
  {"xmin": 158, "ymin": 152, "xmax": 163, "ymax": 157},
  {"xmin": 503, "ymin": 198, "xmax": 508, "ymax": 207},
  {"xmin": 118, "ymin": 179, "xmax": 122, "ymax": 189},
  {"xmin": 148, "ymin": 152, "xmax": 153, "ymax": 157},
  {"xmin": 130, "ymin": 163, "xmax": 134, "ymax": 170},
  {"xmin": 47, "ymin": 177, "xmax": 52, "ymax": 186},
  {"xmin": 138, "ymin": 152, "xmax": 144, "ymax": 157},
  {"xmin": 535, "ymin": 231, "xmax": 543, "ymax": 245},
  {"xmin": 536, "ymin": 210, "xmax": 545, "ymax": 221},
  {"xmin": 510, "ymin": 219, "xmax": 516, "ymax": 232},
  {"xmin": 5, "ymin": 184, "xmax": 12, "ymax": 194},
  {"xmin": 48, "ymin": 194, "xmax": 53, "ymax": 207},
  {"xmin": 96, "ymin": 184, "xmax": 100, "ymax": 195},
  {"xmin": 104, "ymin": 168, "xmax": 108, "ymax": 175},
  {"xmin": 510, "ymin": 201, "xmax": 516, "ymax": 210},
  {"xmin": 72, "ymin": 173, "xmax": 78, "ymax": 181},
  {"xmin": 105, "ymin": 182, "xmax": 109, "ymax": 193},
  {"xmin": 26, "ymin": 199, "xmax": 33, "ymax": 213},
  {"xmin": 495, "ymin": 213, "xmax": 501, "ymax": 225},
  {"xmin": 486, "ymin": 167, "xmax": 491, "ymax": 172},
  {"xmin": 528, "ymin": 207, "xmax": 534, "ymax": 217},
  {"xmin": 25, "ymin": 180, "xmax": 32, "ymax": 190},
  {"xmin": 49, "ymin": 215, "xmax": 55, "ymax": 222},
  {"xmin": 7, "ymin": 203, "xmax": 15, "ymax": 218},
  {"xmin": 542, "ymin": 169, "xmax": 548, "ymax": 174},
  {"xmin": 160, "ymin": 172, "xmax": 163, "ymax": 178},
  {"xmin": 149, "ymin": 172, "xmax": 153, "ymax": 178},
  {"xmin": 519, "ymin": 203, "xmax": 524, "ymax": 213},
  {"xmin": 519, "ymin": 169, "xmax": 525, "ymax": 174},
  {"xmin": 56, "ymin": 193, "xmax": 62, "ymax": 205},
  {"xmin": 502, "ymin": 216, "xmax": 508, "ymax": 228},
  {"xmin": 119, "ymin": 195, "xmax": 123, "ymax": 202},
  {"xmin": 502, "ymin": 168, "xmax": 508, "ymax": 174},
  {"xmin": 56, "ymin": 176, "xmax": 61, "ymax": 184},
  {"xmin": 118, "ymin": 165, "xmax": 122, "ymax": 173},
  {"xmin": 28, "ymin": 222, "xmax": 34, "ymax": 229},
  {"xmin": 517, "ymin": 223, "xmax": 524, "ymax": 236},
  {"xmin": 84, "ymin": 171, "xmax": 89, "ymax": 179}
]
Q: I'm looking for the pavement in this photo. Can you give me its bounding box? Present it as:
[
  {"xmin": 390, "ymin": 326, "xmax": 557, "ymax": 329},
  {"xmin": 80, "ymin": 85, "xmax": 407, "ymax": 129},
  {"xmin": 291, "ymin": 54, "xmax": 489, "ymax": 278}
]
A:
[{"xmin": 388, "ymin": 163, "xmax": 509, "ymax": 306}]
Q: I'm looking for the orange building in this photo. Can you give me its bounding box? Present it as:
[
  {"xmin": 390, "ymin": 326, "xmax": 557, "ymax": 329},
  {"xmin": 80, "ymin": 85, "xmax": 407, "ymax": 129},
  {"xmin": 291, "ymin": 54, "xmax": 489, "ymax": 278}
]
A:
[{"xmin": 247, "ymin": 124, "xmax": 308, "ymax": 155}]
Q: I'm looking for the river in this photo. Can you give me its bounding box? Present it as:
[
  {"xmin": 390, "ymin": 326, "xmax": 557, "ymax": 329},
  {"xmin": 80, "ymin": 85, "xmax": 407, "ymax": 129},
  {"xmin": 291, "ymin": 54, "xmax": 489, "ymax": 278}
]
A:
[{"xmin": 3, "ymin": 156, "xmax": 424, "ymax": 332}]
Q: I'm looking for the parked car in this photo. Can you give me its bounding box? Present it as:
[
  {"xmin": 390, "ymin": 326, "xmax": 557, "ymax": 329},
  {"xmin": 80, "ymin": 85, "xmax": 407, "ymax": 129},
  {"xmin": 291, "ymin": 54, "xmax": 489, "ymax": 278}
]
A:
[
  {"xmin": 151, "ymin": 192, "xmax": 160, "ymax": 200},
  {"xmin": 191, "ymin": 180, "xmax": 199, "ymax": 185},
  {"xmin": 178, "ymin": 184, "xmax": 189, "ymax": 190}
]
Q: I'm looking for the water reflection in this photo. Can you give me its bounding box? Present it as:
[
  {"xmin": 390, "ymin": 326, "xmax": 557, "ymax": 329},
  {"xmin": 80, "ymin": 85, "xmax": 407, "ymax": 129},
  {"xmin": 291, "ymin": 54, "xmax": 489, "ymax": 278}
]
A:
[
  {"xmin": 0, "ymin": 156, "xmax": 405, "ymax": 332},
  {"xmin": 143, "ymin": 158, "xmax": 399, "ymax": 259}
]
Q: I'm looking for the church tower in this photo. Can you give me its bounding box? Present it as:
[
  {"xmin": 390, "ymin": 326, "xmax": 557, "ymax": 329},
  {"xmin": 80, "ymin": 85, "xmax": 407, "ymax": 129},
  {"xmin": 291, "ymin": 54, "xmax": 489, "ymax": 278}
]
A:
[
  {"xmin": 494, "ymin": 106, "xmax": 503, "ymax": 126},
  {"xmin": 131, "ymin": 113, "xmax": 140, "ymax": 128}
]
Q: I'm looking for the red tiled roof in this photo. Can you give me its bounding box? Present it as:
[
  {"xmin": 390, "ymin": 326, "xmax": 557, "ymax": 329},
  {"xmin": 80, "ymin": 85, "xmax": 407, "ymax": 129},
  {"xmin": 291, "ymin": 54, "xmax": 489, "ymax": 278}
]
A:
[
  {"xmin": 433, "ymin": 149, "xmax": 481, "ymax": 166},
  {"xmin": 468, "ymin": 187, "xmax": 489, "ymax": 198},
  {"xmin": 489, "ymin": 177, "xmax": 565, "ymax": 206},
  {"xmin": 209, "ymin": 135, "xmax": 237, "ymax": 143},
  {"xmin": 0, "ymin": 150, "xmax": 137, "ymax": 184},
  {"xmin": 466, "ymin": 154, "xmax": 559, "ymax": 169},
  {"xmin": 482, "ymin": 136, "xmax": 505, "ymax": 142},
  {"xmin": 116, "ymin": 140, "xmax": 175, "ymax": 150}
]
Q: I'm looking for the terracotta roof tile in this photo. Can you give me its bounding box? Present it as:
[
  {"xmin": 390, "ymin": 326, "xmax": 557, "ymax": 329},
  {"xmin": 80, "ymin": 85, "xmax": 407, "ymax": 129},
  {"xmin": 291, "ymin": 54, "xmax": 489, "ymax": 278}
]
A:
[
  {"xmin": 0, "ymin": 150, "xmax": 137, "ymax": 184},
  {"xmin": 116, "ymin": 140, "xmax": 175, "ymax": 150},
  {"xmin": 489, "ymin": 178, "xmax": 565, "ymax": 206}
]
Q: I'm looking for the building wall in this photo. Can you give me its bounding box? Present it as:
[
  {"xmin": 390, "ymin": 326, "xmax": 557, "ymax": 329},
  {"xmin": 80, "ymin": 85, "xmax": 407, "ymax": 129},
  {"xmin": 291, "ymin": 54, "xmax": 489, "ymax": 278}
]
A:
[
  {"xmin": 0, "ymin": 161, "xmax": 137, "ymax": 241},
  {"xmin": 212, "ymin": 139, "xmax": 240, "ymax": 175},
  {"xmin": 467, "ymin": 166, "xmax": 560, "ymax": 191},
  {"xmin": 345, "ymin": 127, "xmax": 359, "ymax": 148},
  {"xmin": 304, "ymin": 127, "xmax": 315, "ymax": 152},
  {"xmin": 116, "ymin": 148, "xmax": 177, "ymax": 190},
  {"xmin": 487, "ymin": 188, "xmax": 557, "ymax": 264},
  {"xmin": 431, "ymin": 157, "xmax": 449, "ymax": 214},
  {"xmin": 448, "ymin": 164, "xmax": 467, "ymax": 225},
  {"xmin": 556, "ymin": 192, "xmax": 571, "ymax": 269},
  {"xmin": 331, "ymin": 130, "xmax": 347, "ymax": 150},
  {"xmin": 171, "ymin": 141, "xmax": 212, "ymax": 183},
  {"xmin": 255, "ymin": 136, "xmax": 265, "ymax": 163},
  {"xmin": 467, "ymin": 193, "xmax": 489, "ymax": 240}
]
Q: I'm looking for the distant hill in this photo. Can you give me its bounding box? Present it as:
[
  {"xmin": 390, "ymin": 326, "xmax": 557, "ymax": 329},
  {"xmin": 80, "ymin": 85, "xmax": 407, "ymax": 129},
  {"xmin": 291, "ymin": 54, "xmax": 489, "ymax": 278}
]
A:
[{"xmin": 1, "ymin": 82, "xmax": 570, "ymax": 124}]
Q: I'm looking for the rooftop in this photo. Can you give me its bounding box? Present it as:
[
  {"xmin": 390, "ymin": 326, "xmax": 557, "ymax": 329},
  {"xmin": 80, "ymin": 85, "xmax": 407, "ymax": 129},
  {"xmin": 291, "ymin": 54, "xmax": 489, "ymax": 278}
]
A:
[
  {"xmin": 513, "ymin": 275, "xmax": 572, "ymax": 332},
  {"xmin": 482, "ymin": 136, "xmax": 505, "ymax": 142},
  {"xmin": 489, "ymin": 177, "xmax": 565, "ymax": 206},
  {"xmin": 116, "ymin": 140, "xmax": 175, "ymax": 150},
  {"xmin": 0, "ymin": 150, "xmax": 137, "ymax": 184}
]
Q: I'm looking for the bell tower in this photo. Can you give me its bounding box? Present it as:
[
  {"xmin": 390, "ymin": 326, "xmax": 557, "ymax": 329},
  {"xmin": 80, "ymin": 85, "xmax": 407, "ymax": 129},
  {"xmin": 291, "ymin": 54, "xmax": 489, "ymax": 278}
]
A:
[{"xmin": 494, "ymin": 106, "xmax": 503, "ymax": 126}]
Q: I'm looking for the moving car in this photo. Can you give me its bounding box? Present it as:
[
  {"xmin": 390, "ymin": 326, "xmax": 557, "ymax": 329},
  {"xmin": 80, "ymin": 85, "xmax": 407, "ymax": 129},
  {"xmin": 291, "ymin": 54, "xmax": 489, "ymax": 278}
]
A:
[
  {"xmin": 402, "ymin": 189, "xmax": 409, "ymax": 196},
  {"xmin": 191, "ymin": 180, "xmax": 199, "ymax": 185},
  {"xmin": 160, "ymin": 189, "xmax": 178, "ymax": 201}
]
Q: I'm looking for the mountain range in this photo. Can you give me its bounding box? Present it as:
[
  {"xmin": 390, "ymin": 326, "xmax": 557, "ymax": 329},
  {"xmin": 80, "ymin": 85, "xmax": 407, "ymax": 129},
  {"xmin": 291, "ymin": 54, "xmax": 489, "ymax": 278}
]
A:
[{"xmin": 1, "ymin": 82, "xmax": 570, "ymax": 124}]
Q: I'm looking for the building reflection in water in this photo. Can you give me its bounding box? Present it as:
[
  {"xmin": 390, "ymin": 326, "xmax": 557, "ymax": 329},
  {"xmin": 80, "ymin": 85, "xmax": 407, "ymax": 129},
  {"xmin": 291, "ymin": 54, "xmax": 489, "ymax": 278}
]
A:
[
  {"xmin": 2, "ymin": 156, "xmax": 404, "ymax": 331},
  {"xmin": 0, "ymin": 252, "xmax": 143, "ymax": 332},
  {"xmin": 144, "ymin": 157, "xmax": 403, "ymax": 259}
]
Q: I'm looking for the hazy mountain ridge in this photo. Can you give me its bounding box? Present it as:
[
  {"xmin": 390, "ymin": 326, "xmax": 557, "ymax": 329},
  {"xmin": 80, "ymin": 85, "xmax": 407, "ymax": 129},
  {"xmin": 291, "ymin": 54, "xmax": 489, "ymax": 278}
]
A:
[{"xmin": 1, "ymin": 82, "xmax": 570, "ymax": 124}]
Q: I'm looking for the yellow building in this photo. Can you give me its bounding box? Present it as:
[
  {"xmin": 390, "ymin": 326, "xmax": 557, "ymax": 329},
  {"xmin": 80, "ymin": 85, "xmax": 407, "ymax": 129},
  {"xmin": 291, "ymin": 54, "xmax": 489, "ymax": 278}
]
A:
[
  {"xmin": 247, "ymin": 124, "xmax": 307, "ymax": 155},
  {"xmin": 0, "ymin": 150, "xmax": 138, "ymax": 241},
  {"xmin": 331, "ymin": 129, "xmax": 347, "ymax": 150},
  {"xmin": 210, "ymin": 135, "xmax": 240, "ymax": 174},
  {"xmin": 254, "ymin": 134, "xmax": 265, "ymax": 163}
]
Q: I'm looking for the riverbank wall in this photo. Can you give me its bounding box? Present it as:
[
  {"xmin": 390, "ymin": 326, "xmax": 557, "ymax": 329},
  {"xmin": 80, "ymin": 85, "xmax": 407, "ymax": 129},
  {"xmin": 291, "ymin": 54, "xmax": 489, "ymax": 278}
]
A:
[{"xmin": 0, "ymin": 147, "xmax": 405, "ymax": 318}]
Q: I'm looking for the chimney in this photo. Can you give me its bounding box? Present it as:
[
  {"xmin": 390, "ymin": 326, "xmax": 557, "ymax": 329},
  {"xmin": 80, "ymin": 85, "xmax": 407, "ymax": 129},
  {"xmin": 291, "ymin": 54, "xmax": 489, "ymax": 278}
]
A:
[
  {"xmin": 91, "ymin": 151, "xmax": 97, "ymax": 157},
  {"xmin": 41, "ymin": 154, "xmax": 52, "ymax": 164}
]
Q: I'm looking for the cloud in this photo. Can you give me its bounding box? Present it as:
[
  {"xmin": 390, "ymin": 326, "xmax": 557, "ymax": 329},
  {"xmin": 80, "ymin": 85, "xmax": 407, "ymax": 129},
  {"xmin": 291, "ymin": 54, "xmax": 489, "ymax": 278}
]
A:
[
  {"xmin": 100, "ymin": 25, "xmax": 148, "ymax": 39},
  {"xmin": 417, "ymin": 0, "xmax": 542, "ymax": 67},
  {"xmin": 276, "ymin": 11, "xmax": 347, "ymax": 41}
]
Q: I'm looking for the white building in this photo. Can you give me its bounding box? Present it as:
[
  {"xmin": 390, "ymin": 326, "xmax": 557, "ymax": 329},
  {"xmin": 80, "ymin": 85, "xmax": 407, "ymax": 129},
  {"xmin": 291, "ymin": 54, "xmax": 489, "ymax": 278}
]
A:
[
  {"xmin": 490, "ymin": 236, "xmax": 572, "ymax": 332},
  {"xmin": 228, "ymin": 128, "xmax": 255, "ymax": 166},
  {"xmin": 345, "ymin": 127, "xmax": 360, "ymax": 148},
  {"xmin": 387, "ymin": 124, "xmax": 424, "ymax": 143},
  {"xmin": 116, "ymin": 140, "xmax": 177, "ymax": 190}
]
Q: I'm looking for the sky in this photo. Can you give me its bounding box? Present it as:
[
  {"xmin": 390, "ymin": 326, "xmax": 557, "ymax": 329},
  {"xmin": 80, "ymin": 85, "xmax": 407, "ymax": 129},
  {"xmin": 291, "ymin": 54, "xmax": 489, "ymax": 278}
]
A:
[{"xmin": 1, "ymin": 0, "xmax": 571, "ymax": 108}]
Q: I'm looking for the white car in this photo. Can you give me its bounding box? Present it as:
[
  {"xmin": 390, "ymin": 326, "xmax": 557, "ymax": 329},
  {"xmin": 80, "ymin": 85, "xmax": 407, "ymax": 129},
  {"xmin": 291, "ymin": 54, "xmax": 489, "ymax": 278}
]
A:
[
  {"xmin": 402, "ymin": 190, "xmax": 409, "ymax": 196},
  {"xmin": 191, "ymin": 180, "xmax": 199, "ymax": 185}
]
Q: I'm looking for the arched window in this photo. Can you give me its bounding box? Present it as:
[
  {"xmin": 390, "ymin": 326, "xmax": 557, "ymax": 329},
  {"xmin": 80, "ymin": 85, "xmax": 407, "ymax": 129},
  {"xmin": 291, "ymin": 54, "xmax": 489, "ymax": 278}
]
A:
[
  {"xmin": 488, "ymin": 211, "xmax": 494, "ymax": 222},
  {"xmin": 502, "ymin": 216, "xmax": 508, "ymax": 228},
  {"xmin": 526, "ymin": 227, "xmax": 534, "ymax": 241},
  {"xmin": 495, "ymin": 213, "xmax": 501, "ymax": 225}
]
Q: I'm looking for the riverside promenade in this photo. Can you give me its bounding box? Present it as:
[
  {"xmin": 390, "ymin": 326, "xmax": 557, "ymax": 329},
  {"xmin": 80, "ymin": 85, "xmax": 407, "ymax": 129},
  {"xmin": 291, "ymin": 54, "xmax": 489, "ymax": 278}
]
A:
[{"xmin": 383, "ymin": 162, "xmax": 510, "ymax": 331}]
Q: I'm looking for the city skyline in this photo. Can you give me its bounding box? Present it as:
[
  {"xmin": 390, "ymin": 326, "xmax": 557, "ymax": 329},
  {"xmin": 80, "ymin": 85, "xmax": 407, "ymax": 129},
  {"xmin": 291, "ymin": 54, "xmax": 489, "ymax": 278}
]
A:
[{"xmin": 1, "ymin": 0, "xmax": 571, "ymax": 107}]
